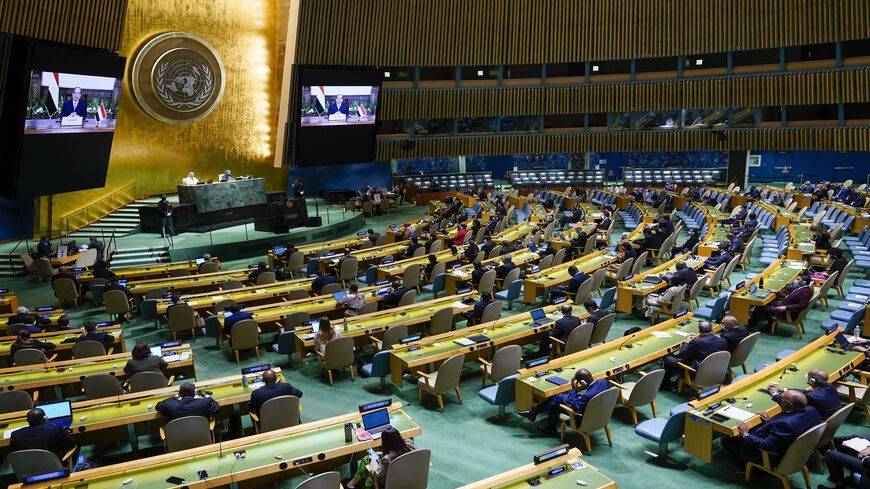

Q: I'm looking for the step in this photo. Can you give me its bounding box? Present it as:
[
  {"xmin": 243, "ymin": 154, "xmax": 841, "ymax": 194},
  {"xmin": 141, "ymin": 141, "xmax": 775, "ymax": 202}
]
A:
[
  {"xmin": 113, "ymin": 251, "xmax": 169, "ymax": 260},
  {"xmin": 115, "ymin": 246, "xmax": 169, "ymax": 253},
  {"xmin": 101, "ymin": 216, "xmax": 140, "ymax": 223},
  {"xmin": 111, "ymin": 257, "xmax": 165, "ymax": 266}
]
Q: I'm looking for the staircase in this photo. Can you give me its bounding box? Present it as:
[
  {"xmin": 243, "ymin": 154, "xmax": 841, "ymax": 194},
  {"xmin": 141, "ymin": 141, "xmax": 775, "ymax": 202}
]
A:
[
  {"xmin": 0, "ymin": 253, "xmax": 26, "ymax": 277},
  {"xmin": 64, "ymin": 197, "xmax": 165, "ymax": 239},
  {"xmin": 110, "ymin": 245, "xmax": 171, "ymax": 267}
]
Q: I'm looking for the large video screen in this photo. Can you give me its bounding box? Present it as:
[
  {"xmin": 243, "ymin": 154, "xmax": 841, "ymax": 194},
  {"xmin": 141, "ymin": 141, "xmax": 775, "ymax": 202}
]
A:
[
  {"xmin": 24, "ymin": 72, "xmax": 122, "ymax": 132},
  {"xmin": 294, "ymin": 67, "xmax": 382, "ymax": 167},
  {"xmin": 0, "ymin": 39, "xmax": 126, "ymax": 198}
]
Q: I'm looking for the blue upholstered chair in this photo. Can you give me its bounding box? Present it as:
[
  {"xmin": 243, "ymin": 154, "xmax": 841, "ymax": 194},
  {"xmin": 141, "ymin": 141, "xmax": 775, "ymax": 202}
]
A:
[
  {"xmin": 634, "ymin": 402, "xmax": 692, "ymax": 464},
  {"xmin": 478, "ymin": 374, "xmax": 518, "ymax": 420}
]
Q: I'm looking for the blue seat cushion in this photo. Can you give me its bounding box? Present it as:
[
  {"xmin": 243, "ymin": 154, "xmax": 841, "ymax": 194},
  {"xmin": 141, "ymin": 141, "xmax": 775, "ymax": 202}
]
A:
[
  {"xmin": 361, "ymin": 363, "xmax": 374, "ymax": 377},
  {"xmin": 754, "ymin": 361, "xmax": 774, "ymax": 372},
  {"xmin": 494, "ymin": 290, "xmax": 510, "ymax": 300},
  {"xmin": 821, "ymin": 318, "xmax": 842, "ymax": 331},
  {"xmin": 478, "ymin": 385, "xmax": 499, "ymax": 404},
  {"xmin": 846, "ymin": 293, "xmax": 870, "ymax": 303},
  {"xmin": 758, "ymin": 257, "xmax": 777, "ymax": 265},
  {"xmin": 849, "ymin": 287, "xmax": 870, "ymax": 295},
  {"xmin": 670, "ymin": 402, "xmax": 692, "ymax": 416},
  {"xmin": 838, "ymin": 301, "xmax": 866, "ymax": 313},
  {"xmin": 831, "ymin": 309, "xmax": 857, "ymax": 321},
  {"xmin": 854, "ymin": 280, "xmax": 870, "ymax": 288},
  {"xmin": 421, "ymin": 284, "xmax": 435, "ymax": 292},
  {"xmin": 732, "ymin": 373, "xmax": 752, "ymax": 383},
  {"xmin": 775, "ymin": 349, "xmax": 796, "ymax": 361},
  {"xmin": 693, "ymin": 306, "xmax": 714, "ymax": 319},
  {"xmin": 634, "ymin": 417, "xmax": 668, "ymax": 442}
]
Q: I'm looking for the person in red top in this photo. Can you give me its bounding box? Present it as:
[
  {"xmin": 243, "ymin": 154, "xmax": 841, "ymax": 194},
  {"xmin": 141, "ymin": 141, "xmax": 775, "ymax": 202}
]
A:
[{"xmin": 453, "ymin": 224, "xmax": 468, "ymax": 245}]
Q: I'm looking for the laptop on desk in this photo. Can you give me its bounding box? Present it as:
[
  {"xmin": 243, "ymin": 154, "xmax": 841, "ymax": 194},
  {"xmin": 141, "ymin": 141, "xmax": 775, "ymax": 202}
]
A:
[
  {"xmin": 361, "ymin": 407, "xmax": 392, "ymax": 439},
  {"xmin": 530, "ymin": 308, "xmax": 554, "ymax": 326},
  {"xmin": 749, "ymin": 283, "xmax": 769, "ymax": 299},
  {"xmin": 40, "ymin": 401, "xmax": 73, "ymax": 429}
]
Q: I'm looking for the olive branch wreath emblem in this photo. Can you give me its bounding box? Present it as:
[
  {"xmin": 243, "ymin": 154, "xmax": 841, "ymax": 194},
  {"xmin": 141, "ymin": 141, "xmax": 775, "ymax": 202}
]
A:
[{"xmin": 155, "ymin": 61, "xmax": 213, "ymax": 109}]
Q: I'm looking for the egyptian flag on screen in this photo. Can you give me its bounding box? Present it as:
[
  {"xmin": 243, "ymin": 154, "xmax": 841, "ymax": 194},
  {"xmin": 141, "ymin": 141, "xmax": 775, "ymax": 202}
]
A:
[
  {"xmin": 94, "ymin": 103, "xmax": 107, "ymax": 123},
  {"xmin": 310, "ymin": 86, "xmax": 326, "ymax": 114},
  {"xmin": 46, "ymin": 72, "xmax": 61, "ymax": 116},
  {"xmin": 358, "ymin": 103, "xmax": 367, "ymax": 117}
]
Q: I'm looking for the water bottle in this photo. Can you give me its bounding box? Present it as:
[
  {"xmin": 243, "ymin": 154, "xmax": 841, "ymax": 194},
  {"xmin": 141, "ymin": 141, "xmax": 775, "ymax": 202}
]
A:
[
  {"xmin": 242, "ymin": 374, "xmax": 248, "ymax": 388},
  {"xmin": 854, "ymin": 325, "xmax": 862, "ymax": 341},
  {"xmin": 344, "ymin": 422, "xmax": 353, "ymax": 443}
]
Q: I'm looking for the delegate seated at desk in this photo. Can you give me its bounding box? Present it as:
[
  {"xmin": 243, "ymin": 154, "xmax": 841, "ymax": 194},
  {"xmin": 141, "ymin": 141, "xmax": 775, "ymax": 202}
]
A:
[
  {"xmin": 220, "ymin": 170, "xmax": 235, "ymax": 182},
  {"xmin": 182, "ymin": 172, "xmax": 199, "ymax": 185},
  {"xmin": 60, "ymin": 88, "xmax": 87, "ymax": 119},
  {"xmin": 328, "ymin": 95, "xmax": 349, "ymax": 116},
  {"xmin": 247, "ymin": 369, "xmax": 303, "ymax": 414},
  {"xmin": 10, "ymin": 408, "xmax": 79, "ymax": 461},
  {"xmin": 156, "ymin": 382, "xmax": 221, "ymax": 421}
]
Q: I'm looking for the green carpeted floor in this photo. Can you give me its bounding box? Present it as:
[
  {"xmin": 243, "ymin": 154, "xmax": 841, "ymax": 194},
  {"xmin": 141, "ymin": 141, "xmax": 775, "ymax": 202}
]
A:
[{"xmin": 1, "ymin": 203, "xmax": 865, "ymax": 489}]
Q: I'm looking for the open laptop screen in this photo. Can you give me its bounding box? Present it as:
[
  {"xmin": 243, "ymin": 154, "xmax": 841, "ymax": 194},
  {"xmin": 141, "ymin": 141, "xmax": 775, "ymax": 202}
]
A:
[
  {"xmin": 149, "ymin": 346, "xmax": 162, "ymax": 357},
  {"xmin": 361, "ymin": 408, "xmax": 390, "ymax": 431},
  {"xmin": 40, "ymin": 401, "xmax": 72, "ymax": 420},
  {"xmin": 530, "ymin": 309, "xmax": 546, "ymax": 321}
]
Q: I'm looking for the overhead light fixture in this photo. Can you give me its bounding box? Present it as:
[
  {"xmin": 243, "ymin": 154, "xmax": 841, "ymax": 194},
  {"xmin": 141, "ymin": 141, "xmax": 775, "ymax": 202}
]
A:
[
  {"xmin": 384, "ymin": 71, "xmax": 391, "ymax": 78},
  {"xmin": 592, "ymin": 65, "xmax": 599, "ymax": 72},
  {"xmin": 477, "ymin": 70, "xmax": 484, "ymax": 76}
]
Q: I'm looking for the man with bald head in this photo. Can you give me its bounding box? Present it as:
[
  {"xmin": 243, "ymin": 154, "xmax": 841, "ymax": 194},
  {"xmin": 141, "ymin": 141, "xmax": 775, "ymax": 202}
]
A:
[
  {"xmin": 722, "ymin": 390, "xmax": 821, "ymax": 465},
  {"xmin": 155, "ymin": 382, "xmax": 221, "ymax": 421},
  {"xmin": 247, "ymin": 369, "xmax": 303, "ymax": 415},
  {"xmin": 10, "ymin": 408, "xmax": 78, "ymax": 460},
  {"xmin": 768, "ymin": 368, "xmax": 841, "ymax": 418},
  {"xmin": 719, "ymin": 315, "xmax": 749, "ymax": 351}
]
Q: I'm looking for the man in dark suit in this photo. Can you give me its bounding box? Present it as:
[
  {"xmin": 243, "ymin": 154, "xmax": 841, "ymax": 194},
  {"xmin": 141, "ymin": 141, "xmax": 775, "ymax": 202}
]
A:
[
  {"xmin": 719, "ymin": 315, "xmax": 748, "ymax": 351},
  {"xmin": 247, "ymin": 369, "xmax": 303, "ymax": 414},
  {"xmin": 655, "ymin": 215, "xmax": 675, "ymax": 236},
  {"xmin": 223, "ymin": 304, "xmax": 253, "ymax": 336},
  {"xmin": 380, "ymin": 280, "xmax": 413, "ymax": 309},
  {"xmin": 10, "ymin": 408, "xmax": 78, "ymax": 460},
  {"xmin": 549, "ymin": 265, "xmax": 588, "ymax": 302},
  {"xmin": 462, "ymin": 240, "xmax": 479, "ymax": 263},
  {"xmin": 7, "ymin": 306, "xmax": 50, "ymax": 328},
  {"xmin": 367, "ymin": 229, "xmax": 380, "ymax": 246},
  {"xmin": 88, "ymin": 237, "xmax": 105, "ymax": 262},
  {"xmin": 515, "ymin": 368, "xmax": 612, "ymax": 435},
  {"xmin": 480, "ymin": 236, "xmax": 496, "ymax": 256},
  {"xmin": 424, "ymin": 233, "xmax": 439, "ymax": 253},
  {"xmin": 582, "ymin": 299, "xmax": 610, "ymax": 327},
  {"xmin": 156, "ymin": 382, "xmax": 221, "ymax": 422},
  {"xmin": 495, "ymin": 255, "xmax": 516, "ymax": 280},
  {"xmin": 721, "ymin": 390, "xmax": 821, "ymax": 465},
  {"xmin": 248, "ymin": 262, "xmax": 270, "ymax": 282},
  {"xmin": 727, "ymin": 231, "xmax": 745, "ymax": 255},
  {"xmin": 327, "ymin": 94, "xmax": 349, "ymax": 115},
  {"xmin": 702, "ymin": 243, "xmax": 733, "ymax": 271},
  {"xmin": 668, "ymin": 261, "xmax": 698, "ymax": 288},
  {"xmin": 75, "ymin": 320, "xmax": 114, "ymax": 349},
  {"xmin": 461, "ymin": 291, "xmax": 496, "ymax": 325},
  {"xmin": 311, "ymin": 271, "xmax": 337, "ymax": 295},
  {"xmin": 531, "ymin": 304, "xmax": 580, "ymax": 357},
  {"xmin": 60, "ymin": 87, "xmax": 87, "ymax": 118},
  {"xmin": 405, "ymin": 236, "xmax": 424, "ymax": 258},
  {"xmin": 820, "ymin": 433, "xmax": 870, "ymax": 489},
  {"xmin": 661, "ymin": 320, "xmax": 729, "ymax": 389},
  {"xmin": 470, "ymin": 261, "xmax": 486, "ymax": 288},
  {"xmin": 37, "ymin": 237, "xmax": 54, "ymax": 258},
  {"xmin": 767, "ymin": 368, "xmax": 841, "ymax": 419},
  {"xmin": 747, "ymin": 274, "xmax": 813, "ymax": 329},
  {"xmin": 634, "ymin": 227, "xmax": 666, "ymax": 254}
]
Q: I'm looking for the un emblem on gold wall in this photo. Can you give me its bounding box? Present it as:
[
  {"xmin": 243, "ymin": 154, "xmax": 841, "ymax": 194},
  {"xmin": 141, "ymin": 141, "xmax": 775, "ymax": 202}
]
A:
[{"xmin": 131, "ymin": 32, "xmax": 225, "ymax": 125}]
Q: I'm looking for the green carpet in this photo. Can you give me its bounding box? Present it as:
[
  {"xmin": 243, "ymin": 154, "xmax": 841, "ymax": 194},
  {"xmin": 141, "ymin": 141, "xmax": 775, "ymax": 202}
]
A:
[{"xmin": 1, "ymin": 204, "xmax": 865, "ymax": 489}]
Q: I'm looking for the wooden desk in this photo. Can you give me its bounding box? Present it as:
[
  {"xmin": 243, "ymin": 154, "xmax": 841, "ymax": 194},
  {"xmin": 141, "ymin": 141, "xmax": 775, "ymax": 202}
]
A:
[
  {"xmin": 729, "ymin": 258, "xmax": 806, "ymax": 325},
  {"xmin": 49, "ymin": 252, "xmax": 84, "ymax": 267},
  {"xmin": 375, "ymin": 246, "xmax": 468, "ymax": 281},
  {"xmin": 0, "ymin": 326, "xmax": 124, "ymax": 363},
  {"xmin": 154, "ymin": 278, "xmax": 325, "ymax": 315},
  {"xmin": 10, "ymin": 404, "xmax": 421, "ymax": 489},
  {"xmin": 126, "ymin": 268, "xmax": 252, "ymax": 296},
  {"xmin": 0, "ymin": 346, "xmax": 195, "ymax": 398},
  {"xmin": 291, "ymin": 293, "xmax": 474, "ymax": 360},
  {"xmin": 386, "ymin": 214, "xmax": 435, "ymax": 243},
  {"xmin": 76, "ymin": 261, "xmax": 203, "ymax": 284},
  {"xmin": 614, "ymin": 253, "xmax": 707, "ymax": 313},
  {"xmin": 523, "ymin": 249, "xmax": 620, "ymax": 304},
  {"xmin": 389, "ymin": 303, "xmax": 586, "ymax": 388},
  {"xmin": 318, "ymin": 241, "xmax": 412, "ymax": 272},
  {"xmin": 435, "ymin": 217, "xmax": 485, "ymax": 246},
  {"xmin": 0, "ymin": 293, "xmax": 18, "ymax": 313},
  {"xmin": 444, "ymin": 249, "xmax": 541, "ymax": 295},
  {"xmin": 492, "ymin": 222, "xmax": 537, "ymax": 245},
  {"xmin": 754, "ymin": 201, "xmax": 798, "ymax": 230},
  {"xmin": 552, "ymin": 221, "xmax": 599, "ymax": 250},
  {"xmin": 457, "ymin": 448, "xmax": 616, "ymax": 489},
  {"xmin": 295, "ymin": 233, "xmax": 372, "ymax": 259},
  {"xmin": 786, "ymin": 222, "xmax": 817, "ymax": 260},
  {"xmin": 0, "ymin": 370, "xmax": 286, "ymax": 452},
  {"xmin": 515, "ymin": 314, "xmax": 707, "ymax": 411},
  {"xmin": 684, "ymin": 331, "xmax": 863, "ymax": 462}
]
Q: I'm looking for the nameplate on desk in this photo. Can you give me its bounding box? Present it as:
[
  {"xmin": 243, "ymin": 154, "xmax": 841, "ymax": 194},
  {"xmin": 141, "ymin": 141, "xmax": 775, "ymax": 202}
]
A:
[
  {"xmin": 328, "ymin": 113, "xmax": 347, "ymax": 121},
  {"xmin": 61, "ymin": 115, "xmax": 83, "ymax": 126}
]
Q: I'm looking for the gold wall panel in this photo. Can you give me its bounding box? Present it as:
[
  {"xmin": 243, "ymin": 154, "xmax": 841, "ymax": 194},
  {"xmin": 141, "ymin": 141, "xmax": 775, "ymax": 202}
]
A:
[
  {"xmin": 0, "ymin": 0, "xmax": 127, "ymax": 50},
  {"xmin": 40, "ymin": 0, "xmax": 289, "ymax": 232},
  {"xmin": 297, "ymin": 0, "xmax": 868, "ymax": 67}
]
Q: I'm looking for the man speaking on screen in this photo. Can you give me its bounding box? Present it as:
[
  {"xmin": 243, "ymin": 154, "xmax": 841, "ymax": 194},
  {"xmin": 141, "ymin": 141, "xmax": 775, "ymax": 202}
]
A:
[
  {"xmin": 328, "ymin": 94, "xmax": 349, "ymax": 116},
  {"xmin": 61, "ymin": 87, "xmax": 87, "ymax": 119}
]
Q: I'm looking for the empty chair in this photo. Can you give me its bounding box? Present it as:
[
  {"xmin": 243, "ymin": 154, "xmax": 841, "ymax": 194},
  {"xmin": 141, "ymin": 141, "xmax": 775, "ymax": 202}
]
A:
[
  {"xmin": 358, "ymin": 301, "xmax": 379, "ymax": 315},
  {"xmin": 8, "ymin": 449, "xmax": 76, "ymax": 481},
  {"xmin": 676, "ymin": 350, "xmax": 731, "ymax": 393},
  {"xmin": 228, "ymin": 319, "xmax": 260, "ymax": 364},
  {"xmin": 362, "ymin": 350, "xmax": 392, "ymax": 391},
  {"xmin": 128, "ymin": 371, "xmax": 173, "ymax": 392},
  {"xmin": 72, "ymin": 340, "xmax": 109, "ymax": 358},
  {"xmin": 255, "ymin": 271, "xmax": 277, "ymax": 285},
  {"xmin": 168, "ymin": 303, "xmax": 197, "ymax": 340},
  {"xmin": 744, "ymin": 422, "xmax": 827, "ymax": 489},
  {"xmin": 613, "ymin": 369, "xmax": 665, "ymax": 425},
  {"xmin": 588, "ymin": 313, "xmax": 616, "ymax": 345},
  {"xmin": 199, "ymin": 261, "xmax": 221, "ymax": 274},
  {"xmin": 572, "ymin": 278, "xmax": 594, "ymax": 304},
  {"xmin": 728, "ymin": 332, "xmax": 760, "ymax": 378},
  {"xmin": 376, "ymin": 448, "xmax": 431, "ymax": 489},
  {"xmin": 169, "ymin": 268, "xmax": 190, "ymax": 277},
  {"xmin": 160, "ymin": 415, "xmax": 215, "ymax": 452},
  {"xmin": 0, "ymin": 390, "xmax": 35, "ymax": 414},
  {"xmin": 338, "ymin": 258, "xmax": 358, "ymax": 286},
  {"xmin": 478, "ymin": 344, "xmax": 521, "ymax": 387},
  {"xmin": 593, "ymin": 286, "xmax": 617, "ymax": 310},
  {"xmin": 479, "ymin": 300, "xmax": 502, "ymax": 324},
  {"xmin": 213, "ymin": 298, "xmax": 237, "ymax": 315},
  {"xmin": 34, "ymin": 258, "xmax": 55, "ymax": 282},
  {"xmin": 418, "ymin": 353, "xmax": 464, "ymax": 411},
  {"xmin": 634, "ymin": 402, "xmax": 693, "ymax": 464},
  {"xmin": 13, "ymin": 348, "xmax": 55, "ymax": 366},
  {"xmin": 221, "ymin": 279, "xmax": 244, "ymax": 290},
  {"xmin": 402, "ymin": 264, "xmax": 421, "ymax": 292},
  {"xmin": 82, "ymin": 373, "xmax": 124, "ymax": 400},
  {"xmin": 103, "ymin": 289, "xmax": 131, "ymax": 322},
  {"xmin": 428, "ymin": 307, "xmax": 454, "ymax": 335},
  {"xmin": 373, "ymin": 324, "xmax": 408, "ymax": 351},
  {"xmin": 317, "ymin": 336, "xmax": 355, "ymax": 384},
  {"xmin": 421, "ymin": 272, "xmax": 445, "ymax": 299},
  {"xmin": 282, "ymin": 311, "xmax": 311, "ymax": 330},
  {"xmin": 559, "ymin": 386, "xmax": 620, "ymax": 452},
  {"xmin": 250, "ymin": 395, "xmax": 301, "ymax": 433},
  {"xmin": 144, "ymin": 287, "xmax": 169, "ymax": 300},
  {"xmin": 295, "ymin": 471, "xmax": 341, "ymax": 489},
  {"xmin": 52, "ymin": 277, "xmax": 80, "ymax": 308},
  {"xmin": 478, "ymin": 374, "xmax": 519, "ymax": 420},
  {"xmin": 397, "ymin": 289, "xmax": 417, "ymax": 307},
  {"xmin": 477, "ymin": 269, "xmax": 496, "ymax": 294}
]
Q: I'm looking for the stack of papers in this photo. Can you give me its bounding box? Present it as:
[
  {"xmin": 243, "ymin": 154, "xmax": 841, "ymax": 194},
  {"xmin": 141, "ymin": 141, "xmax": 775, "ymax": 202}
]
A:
[
  {"xmin": 718, "ymin": 405, "xmax": 754, "ymax": 421},
  {"xmin": 3, "ymin": 427, "xmax": 23, "ymax": 439},
  {"xmin": 451, "ymin": 302, "xmax": 468, "ymax": 309},
  {"xmin": 674, "ymin": 331, "xmax": 693, "ymax": 337},
  {"xmin": 453, "ymin": 338, "xmax": 475, "ymax": 346},
  {"xmin": 843, "ymin": 437, "xmax": 870, "ymax": 452},
  {"xmin": 650, "ymin": 331, "xmax": 672, "ymax": 339}
]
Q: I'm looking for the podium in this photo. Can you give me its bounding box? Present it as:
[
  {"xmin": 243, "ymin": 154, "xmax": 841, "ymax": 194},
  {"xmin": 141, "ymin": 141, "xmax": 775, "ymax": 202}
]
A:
[{"xmin": 177, "ymin": 178, "xmax": 267, "ymax": 213}]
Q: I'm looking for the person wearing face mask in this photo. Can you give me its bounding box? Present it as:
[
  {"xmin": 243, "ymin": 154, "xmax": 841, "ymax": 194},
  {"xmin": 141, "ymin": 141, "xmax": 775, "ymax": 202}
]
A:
[
  {"xmin": 721, "ymin": 390, "xmax": 821, "ymax": 465},
  {"xmin": 747, "ymin": 274, "xmax": 813, "ymax": 330},
  {"xmin": 766, "ymin": 368, "xmax": 841, "ymax": 418}
]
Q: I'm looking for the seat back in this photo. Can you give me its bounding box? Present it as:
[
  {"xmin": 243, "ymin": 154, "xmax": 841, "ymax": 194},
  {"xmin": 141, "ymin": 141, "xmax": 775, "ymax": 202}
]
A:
[
  {"xmin": 213, "ymin": 299, "xmax": 237, "ymax": 315},
  {"xmin": 282, "ymin": 311, "xmax": 311, "ymax": 329},
  {"xmin": 144, "ymin": 287, "xmax": 169, "ymax": 300},
  {"xmin": 7, "ymin": 449, "xmax": 63, "ymax": 481},
  {"xmin": 83, "ymin": 373, "xmax": 124, "ymax": 400},
  {"xmin": 323, "ymin": 337, "xmax": 355, "ymax": 371},
  {"xmin": 478, "ymin": 269, "xmax": 496, "ymax": 294},
  {"xmin": 433, "ymin": 354, "xmax": 465, "ymax": 393},
  {"xmin": 384, "ymin": 448, "xmax": 431, "ymax": 489},
  {"xmin": 686, "ymin": 276, "xmax": 707, "ymax": 304},
  {"xmin": 168, "ymin": 304, "xmax": 196, "ymax": 333},
  {"xmin": 231, "ymin": 319, "xmax": 260, "ymax": 350},
  {"xmin": 286, "ymin": 251, "xmax": 305, "ymax": 272},
  {"xmin": 397, "ymin": 289, "xmax": 417, "ymax": 307},
  {"xmin": 721, "ymin": 256, "xmax": 739, "ymax": 282},
  {"xmin": 480, "ymin": 301, "xmax": 502, "ymax": 324},
  {"xmin": 368, "ymin": 350, "xmax": 393, "ymax": 378},
  {"xmin": 490, "ymin": 345, "xmax": 521, "ymax": 381},
  {"xmin": 163, "ymin": 416, "xmax": 213, "ymax": 452},
  {"xmin": 339, "ymin": 258, "xmax": 359, "ymax": 281},
  {"xmin": 358, "ymin": 301, "xmax": 379, "ymax": 315},
  {"xmin": 428, "ymin": 240, "xmax": 443, "ymax": 253},
  {"xmin": 816, "ymin": 403, "xmax": 854, "ymax": 449},
  {"xmin": 429, "ymin": 308, "xmax": 454, "ymax": 335},
  {"xmin": 707, "ymin": 264, "xmax": 726, "ymax": 288},
  {"xmin": 72, "ymin": 340, "xmax": 107, "ymax": 358},
  {"xmin": 774, "ymin": 423, "xmax": 827, "ymax": 476},
  {"xmin": 169, "ymin": 268, "xmax": 190, "ymax": 277},
  {"xmin": 402, "ymin": 265, "xmax": 421, "ymax": 289},
  {"xmin": 693, "ymin": 350, "xmax": 731, "ymax": 389},
  {"xmin": 259, "ymin": 395, "xmax": 301, "ymax": 432},
  {"xmin": 487, "ymin": 245, "xmax": 503, "ymax": 259},
  {"xmin": 667, "ymin": 285, "xmax": 687, "ymax": 315},
  {"xmin": 412, "ymin": 246, "xmax": 426, "ymax": 257},
  {"xmin": 626, "ymin": 369, "xmax": 665, "ymax": 407},
  {"xmin": 380, "ymin": 325, "xmax": 409, "ymax": 349},
  {"xmin": 564, "ymin": 322, "xmax": 593, "ymax": 354},
  {"xmin": 199, "ymin": 262, "xmax": 221, "ymax": 274},
  {"xmin": 612, "ymin": 260, "xmax": 633, "ymax": 281},
  {"xmin": 552, "ymin": 248, "xmax": 567, "ymax": 266},
  {"xmin": 589, "ymin": 313, "xmax": 616, "ymax": 345},
  {"xmin": 0, "ymin": 390, "xmax": 34, "ymax": 414},
  {"xmin": 103, "ymin": 289, "xmax": 131, "ymax": 314},
  {"xmin": 295, "ymin": 471, "xmax": 341, "ymax": 489},
  {"xmin": 222, "ymin": 279, "xmax": 244, "ymax": 290},
  {"xmin": 835, "ymin": 261, "xmax": 853, "ymax": 291},
  {"xmin": 632, "ymin": 252, "xmax": 649, "ymax": 274},
  {"xmin": 728, "ymin": 332, "xmax": 760, "ymax": 369},
  {"xmin": 428, "ymin": 262, "xmax": 446, "ymax": 281},
  {"xmin": 13, "ymin": 348, "xmax": 49, "ymax": 366},
  {"xmin": 35, "ymin": 259, "xmax": 55, "ymax": 280},
  {"xmin": 573, "ymin": 278, "xmax": 594, "ymax": 303},
  {"xmin": 129, "ymin": 371, "xmax": 171, "ymax": 392},
  {"xmin": 657, "ymin": 402, "xmax": 693, "ymax": 442},
  {"xmin": 52, "ymin": 277, "xmax": 79, "ymax": 301},
  {"xmin": 538, "ymin": 255, "xmax": 554, "ymax": 270},
  {"xmin": 321, "ymin": 282, "xmax": 343, "ymax": 295},
  {"xmin": 501, "ymin": 267, "xmax": 521, "ymax": 289},
  {"xmin": 256, "ymin": 271, "xmax": 277, "ymax": 285},
  {"xmin": 579, "ymin": 386, "xmax": 620, "ymax": 432},
  {"xmin": 590, "ymin": 267, "xmax": 608, "ymax": 293}
]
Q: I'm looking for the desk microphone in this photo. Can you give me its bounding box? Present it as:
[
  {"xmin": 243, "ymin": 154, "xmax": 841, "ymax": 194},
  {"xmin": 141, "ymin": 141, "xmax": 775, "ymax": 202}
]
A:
[
  {"xmin": 617, "ymin": 332, "xmax": 638, "ymax": 351},
  {"xmin": 218, "ymin": 432, "xmax": 224, "ymax": 460}
]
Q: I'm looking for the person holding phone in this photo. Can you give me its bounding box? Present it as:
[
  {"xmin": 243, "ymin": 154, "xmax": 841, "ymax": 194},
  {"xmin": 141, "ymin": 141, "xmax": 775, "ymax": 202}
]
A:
[{"xmin": 346, "ymin": 425, "xmax": 414, "ymax": 489}]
